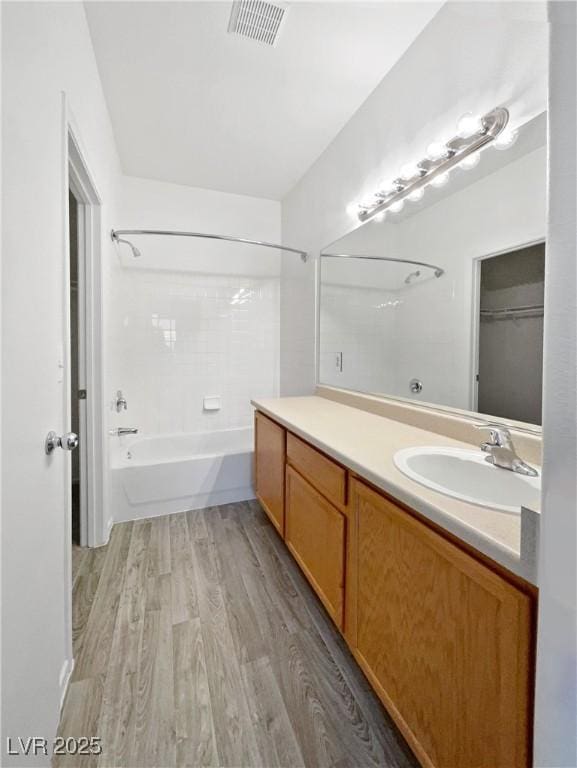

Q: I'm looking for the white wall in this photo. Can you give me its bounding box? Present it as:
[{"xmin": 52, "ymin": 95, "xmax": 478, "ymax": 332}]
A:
[
  {"xmin": 281, "ymin": 1, "xmax": 548, "ymax": 395},
  {"xmin": 319, "ymin": 283, "xmax": 398, "ymax": 393},
  {"xmin": 534, "ymin": 3, "xmax": 577, "ymax": 765},
  {"xmin": 110, "ymin": 176, "xmax": 281, "ymax": 446},
  {"xmin": 1, "ymin": 3, "xmax": 121, "ymax": 762},
  {"xmin": 319, "ymin": 146, "xmax": 546, "ymax": 410}
]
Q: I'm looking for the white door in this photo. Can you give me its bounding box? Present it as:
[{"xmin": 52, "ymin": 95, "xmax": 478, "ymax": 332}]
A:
[{"xmin": 1, "ymin": 88, "xmax": 104, "ymax": 763}]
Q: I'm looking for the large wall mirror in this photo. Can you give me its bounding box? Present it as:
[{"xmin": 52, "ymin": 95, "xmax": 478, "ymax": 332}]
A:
[{"xmin": 319, "ymin": 112, "xmax": 546, "ymax": 428}]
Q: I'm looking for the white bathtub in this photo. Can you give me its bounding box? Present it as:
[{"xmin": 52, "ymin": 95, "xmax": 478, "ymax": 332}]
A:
[{"xmin": 110, "ymin": 427, "xmax": 255, "ymax": 522}]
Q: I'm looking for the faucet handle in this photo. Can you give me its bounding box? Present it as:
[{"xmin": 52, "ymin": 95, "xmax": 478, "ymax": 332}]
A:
[
  {"xmin": 115, "ymin": 389, "xmax": 128, "ymax": 412},
  {"xmin": 473, "ymin": 422, "xmax": 511, "ymax": 447}
]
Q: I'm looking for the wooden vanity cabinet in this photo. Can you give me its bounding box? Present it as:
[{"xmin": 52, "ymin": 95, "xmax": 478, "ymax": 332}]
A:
[
  {"xmin": 253, "ymin": 411, "xmax": 535, "ymax": 768},
  {"xmin": 254, "ymin": 412, "xmax": 286, "ymax": 534},
  {"xmin": 347, "ymin": 478, "xmax": 534, "ymax": 768}
]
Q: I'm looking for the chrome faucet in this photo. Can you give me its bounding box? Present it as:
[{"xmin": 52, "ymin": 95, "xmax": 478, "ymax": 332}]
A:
[
  {"xmin": 109, "ymin": 427, "xmax": 138, "ymax": 436},
  {"xmin": 474, "ymin": 423, "xmax": 538, "ymax": 477},
  {"xmin": 115, "ymin": 390, "xmax": 127, "ymax": 413}
]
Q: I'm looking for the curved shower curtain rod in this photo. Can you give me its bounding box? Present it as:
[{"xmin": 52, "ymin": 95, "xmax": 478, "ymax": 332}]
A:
[
  {"xmin": 321, "ymin": 252, "xmax": 444, "ymax": 278},
  {"xmin": 111, "ymin": 228, "xmax": 308, "ymax": 262}
]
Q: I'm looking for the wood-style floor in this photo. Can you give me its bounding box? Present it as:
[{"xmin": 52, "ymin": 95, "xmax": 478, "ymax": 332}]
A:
[{"xmin": 59, "ymin": 501, "xmax": 417, "ymax": 768}]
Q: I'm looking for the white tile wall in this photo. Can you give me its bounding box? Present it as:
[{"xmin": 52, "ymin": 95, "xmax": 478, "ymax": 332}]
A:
[
  {"xmin": 111, "ymin": 269, "xmax": 279, "ymax": 435},
  {"xmin": 112, "ymin": 174, "xmax": 281, "ymax": 438}
]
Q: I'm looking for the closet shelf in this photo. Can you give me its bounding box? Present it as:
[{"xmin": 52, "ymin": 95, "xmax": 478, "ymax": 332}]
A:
[{"xmin": 480, "ymin": 303, "xmax": 544, "ymax": 320}]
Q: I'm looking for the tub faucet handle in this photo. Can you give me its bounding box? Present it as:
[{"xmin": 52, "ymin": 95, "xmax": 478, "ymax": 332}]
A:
[{"xmin": 115, "ymin": 390, "xmax": 128, "ymax": 412}]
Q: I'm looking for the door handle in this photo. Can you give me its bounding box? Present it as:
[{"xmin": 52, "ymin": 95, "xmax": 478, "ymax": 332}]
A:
[{"xmin": 45, "ymin": 431, "xmax": 79, "ymax": 455}]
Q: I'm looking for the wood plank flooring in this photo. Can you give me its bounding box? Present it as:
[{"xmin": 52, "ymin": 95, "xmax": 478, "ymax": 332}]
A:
[{"xmin": 59, "ymin": 501, "xmax": 417, "ymax": 768}]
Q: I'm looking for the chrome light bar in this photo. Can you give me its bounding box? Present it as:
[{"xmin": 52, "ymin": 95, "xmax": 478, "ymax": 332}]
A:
[{"xmin": 356, "ymin": 107, "xmax": 511, "ymax": 223}]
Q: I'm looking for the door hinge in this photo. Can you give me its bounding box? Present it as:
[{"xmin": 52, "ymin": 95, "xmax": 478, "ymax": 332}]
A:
[{"xmin": 78, "ymin": 389, "xmax": 87, "ymax": 400}]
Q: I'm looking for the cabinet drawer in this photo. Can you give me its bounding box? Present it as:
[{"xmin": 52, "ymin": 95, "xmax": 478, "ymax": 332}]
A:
[
  {"xmin": 287, "ymin": 432, "xmax": 346, "ymax": 508},
  {"xmin": 285, "ymin": 466, "xmax": 345, "ymax": 628}
]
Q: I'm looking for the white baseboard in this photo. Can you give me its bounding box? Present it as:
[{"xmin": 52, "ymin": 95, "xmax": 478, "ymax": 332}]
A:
[{"xmin": 59, "ymin": 657, "xmax": 75, "ymax": 710}]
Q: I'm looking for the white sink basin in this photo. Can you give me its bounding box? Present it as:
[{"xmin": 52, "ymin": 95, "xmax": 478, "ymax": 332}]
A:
[{"xmin": 393, "ymin": 446, "xmax": 540, "ymax": 514}]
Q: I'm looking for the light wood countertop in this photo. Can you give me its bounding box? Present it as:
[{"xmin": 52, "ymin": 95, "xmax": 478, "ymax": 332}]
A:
[{"xmin": 251, "ymin": 395, "xmax": 540, "ymax": 585}]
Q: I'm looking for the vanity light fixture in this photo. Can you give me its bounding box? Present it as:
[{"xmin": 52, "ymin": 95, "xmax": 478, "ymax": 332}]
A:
[{"xmin": 354, "ymin": 106, "xmax": 511, "ymax": 223}]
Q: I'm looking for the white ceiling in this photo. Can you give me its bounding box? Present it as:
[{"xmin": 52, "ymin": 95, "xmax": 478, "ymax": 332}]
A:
[{"xmin": 85, "ymin": 1, "xmax": 443, "ymax": 200}]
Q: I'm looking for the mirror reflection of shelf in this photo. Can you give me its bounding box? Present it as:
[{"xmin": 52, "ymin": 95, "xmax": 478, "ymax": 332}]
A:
[{"xmin": 480, "ymin": 304, "xmax": 544, "ymax": 320}]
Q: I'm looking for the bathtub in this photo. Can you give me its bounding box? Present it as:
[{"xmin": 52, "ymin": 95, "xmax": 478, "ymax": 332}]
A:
[{"xmin": 110, "ymin": 427, "xmax": 255, "ymax": 522}]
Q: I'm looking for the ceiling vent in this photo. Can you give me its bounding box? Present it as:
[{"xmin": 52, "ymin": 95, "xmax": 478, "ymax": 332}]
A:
[{"xmin": 228, "ymin": 1, "xmax": 287, "ymax": 47}]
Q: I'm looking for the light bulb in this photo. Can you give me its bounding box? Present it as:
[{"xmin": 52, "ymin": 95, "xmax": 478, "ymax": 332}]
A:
[
  {"xmin": 407, "ymin": 187, "xmax": 425, "ymax": 202},
  {"xmin": 426, "ymin": 142, "xmax": 449, "ymax": 161},
  {"xmin": 389, "ymin": 199, "xmax": 405, "ymax": 214},
  {"xmin": 493, "ymin": 129, "xmax": 518, "ymax": 150},
  {"xmin": 456, "ymin": 112, "xmax": 483, "ymax": 138},
  {"xmin": 346, "ymin": 202, "xmax": 360, "ymax": 217},
  {"xmin": 374, "ymin": 211, "xmax": 386, "ymax": 222},
  {"xmin": 360, "ymin": 196, "xmax": 377, "ymax": 211},
  {"xmin": 460, "ymin": 152, "xmax": 481, "ymax": 170},
  {"xmin": 379, "ymin": 180, "xmax": 398, "ymax": 197},
  {"xmin": 430, "ymin": 172, "xmax": 449, "ymax": 188},
  {"xmin": 400, "ymin": 163, "xmax": 420, "ymax": 181}
]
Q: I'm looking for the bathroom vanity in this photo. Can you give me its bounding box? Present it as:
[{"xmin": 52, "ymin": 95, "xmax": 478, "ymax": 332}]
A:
[{"xmin": 253, "ymin": 394, "xmax": 538, "ymax": 768}]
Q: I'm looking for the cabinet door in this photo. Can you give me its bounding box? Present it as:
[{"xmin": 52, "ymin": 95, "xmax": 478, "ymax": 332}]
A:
[
  {"xmin": 285, "ymin": 466, "xmax": 345, "ymax": 628},
  {"xmin": 348, "ymin": 479, "xmax": 533, "ymax": 768},
  {"xmin": 254, "ymin": 412, "xmax": 286, "ymax": 534}
]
